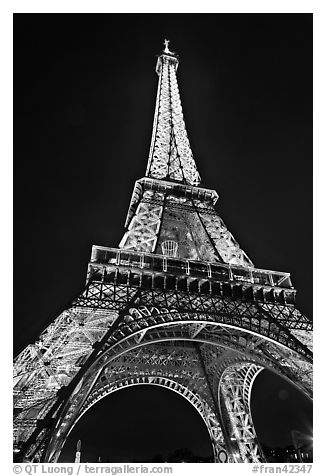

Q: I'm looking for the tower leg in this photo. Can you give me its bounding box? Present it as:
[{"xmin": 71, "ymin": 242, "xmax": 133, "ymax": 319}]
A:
[{"xmin": 218, "ymin": 363, "xmax": 265, "ymax": 463}]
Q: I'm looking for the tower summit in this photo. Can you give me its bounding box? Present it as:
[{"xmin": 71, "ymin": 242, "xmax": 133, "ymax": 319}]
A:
[
  {"xmin": 145, "ymin": 39, "xmax": 200, "ymax": 185},
  {"xmin": 163, "ymin": 38, "xmax": 172, "ymax": 54},
  {"xmin": 14, "ymin": 43, "xmax": 312, "ymax": 464},
  {"xmin": 120, "ymin": 40, "xmax": 253, "ymax": 265}
]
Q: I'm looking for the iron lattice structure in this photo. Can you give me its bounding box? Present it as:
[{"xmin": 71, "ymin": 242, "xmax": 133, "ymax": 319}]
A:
[{"xmin": 14, "ymin": 44, "xmax": 312, "ymax": 463}]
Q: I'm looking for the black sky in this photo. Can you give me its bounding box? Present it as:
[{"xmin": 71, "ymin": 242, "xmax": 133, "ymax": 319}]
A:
[{"xmin": 14, "ymin": 13, "xmax": 312, "ymax": 460}]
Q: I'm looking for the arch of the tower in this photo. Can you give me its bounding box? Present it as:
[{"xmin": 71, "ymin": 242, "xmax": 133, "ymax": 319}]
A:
[
  {"xmin": 44, "ymin": 340, "xmax": 227, "ymax": 463},
  {"xmin": 100, "ymin": 309, "xmax": 313, "ymax": 399},
  {"xmin": 55, "ymin": 377, "xmax": 224, "ymax": 463},
  {"xmin": 37, "ymin": 309, "xmax": 312, "ymax": 464}
]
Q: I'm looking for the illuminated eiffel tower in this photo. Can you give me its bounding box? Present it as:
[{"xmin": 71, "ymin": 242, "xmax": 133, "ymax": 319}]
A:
[{"xmin": 14, "ymin": 40, "xmax": 313, "ymax": 463}]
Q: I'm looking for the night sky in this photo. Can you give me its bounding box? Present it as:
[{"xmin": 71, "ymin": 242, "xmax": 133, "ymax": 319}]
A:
[{"xmin": 14, "ymin": 14, "xmax": 312, "ymax": 461}]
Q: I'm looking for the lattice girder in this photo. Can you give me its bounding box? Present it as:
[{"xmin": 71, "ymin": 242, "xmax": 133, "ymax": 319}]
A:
[
  {"xmin": 44, "ymin": 344, "xmax": 227, "ymax": 462},
  {"xmin": 73, "ymin": 280, "xmax": 312, "ymax": 361},
  {"xmin": 122, "ymin": 51, "xmax": 254, "ymax": 266},
  {"xmin": 15, "ymin": 303, "xmax": 310, "ymax": 459},
  {"xmin": 35, "ymin": 317, "xmax": 311, "ymax": 463},
  {"xmin": 14, "ymin": 301, "xmax": 312, "ymax": 461},
  {"xmin": 194, "ymin": 200, "xmax": 253, "ymax": 266},
  {"xmin": 119, "ymin": 177, "xmax": 254, "ymax": 266},
  {"xmin": 14, "ymin": 277, "xmax": 312, "ymax": 456},
  {"xmin": 119, "ymin": 191, "xmax": 164, "ymax": 252},
  {"xmin": 146, "ymin": 53, "xmax": 201, "ymax": 186},
  {"xmin": 218, "ymin": 363, "xmax": 264, "ymax": 463}
]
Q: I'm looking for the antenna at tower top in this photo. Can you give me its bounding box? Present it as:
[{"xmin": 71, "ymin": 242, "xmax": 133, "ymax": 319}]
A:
[{"xmin": 163, "ymin": 38, "xmax": 172, "ymax": 54}]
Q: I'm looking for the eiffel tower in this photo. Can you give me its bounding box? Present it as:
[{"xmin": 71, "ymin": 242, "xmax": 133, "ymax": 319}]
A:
[{"xmin": 14, "ymin": 40, "xmax": 313, "ymax": 464}]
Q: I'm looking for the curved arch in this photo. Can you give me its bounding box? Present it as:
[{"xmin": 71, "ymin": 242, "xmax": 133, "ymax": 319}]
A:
[
  {"xmin": 96, "ymin": 319, "xmax": 312, "ymax": 399},
  {"xmin": 46, "ymin": 323, "xmax": 311, "ymax": 463},
  {"xmin": 20, "ymin": 312, "xmax": 312, "ymax": 463},
  {"xmin": 50, "ymin": 376, "xmax": 226, "ymax": 463},
  {"xmin": 115, "ymin": 304, "xmax": 312, "ymax": 362},
  {"xmin": 111, "ymin": 318, "xmax": 310, "ymax": 359}
]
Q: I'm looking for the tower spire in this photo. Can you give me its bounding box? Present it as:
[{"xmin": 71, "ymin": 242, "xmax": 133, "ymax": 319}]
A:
[
  {"xmin": 145, "ymin": 42, "xmax": 201, "ymax": 185},
  {"xmin": 163, "ymin": 38, "xmax": 172, "ymax": 54},
  {"xmin": 119, "ymin": 44, "xmax": 253, "ymax": 264}
]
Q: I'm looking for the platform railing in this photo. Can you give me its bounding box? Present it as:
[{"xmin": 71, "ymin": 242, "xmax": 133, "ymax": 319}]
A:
[{"xmin": 90, "ymin": 246, "xmax": 292, "ymax": 290}]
